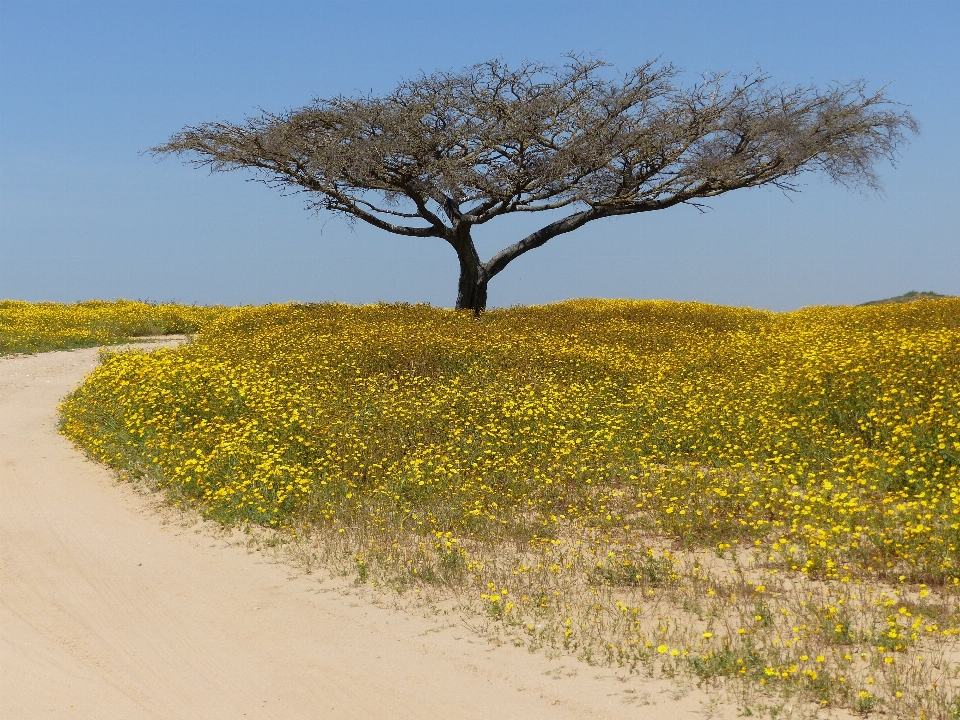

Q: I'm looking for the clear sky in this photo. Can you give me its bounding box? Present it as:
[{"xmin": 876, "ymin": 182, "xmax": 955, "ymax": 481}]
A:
[{"xmin": 1, "ymin": 0, "xmax": 957, "ymax": 311}]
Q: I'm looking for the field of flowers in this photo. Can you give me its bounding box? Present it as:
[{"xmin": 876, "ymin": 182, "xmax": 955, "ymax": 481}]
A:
[
  {"xmin": 58, "ymin": 299, "xmax": 960, "ymax": 717},
  {"xmin": 0, "ymin": 299, "xmax": 226, "ymax": 354}
]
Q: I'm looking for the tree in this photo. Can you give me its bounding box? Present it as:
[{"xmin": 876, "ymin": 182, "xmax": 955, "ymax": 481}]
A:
[{"xmin": 153, "ymin": 57, "xmax": 917, "ymax": 314}]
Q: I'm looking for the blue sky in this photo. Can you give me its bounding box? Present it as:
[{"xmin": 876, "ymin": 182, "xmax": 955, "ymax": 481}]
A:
[{"xmin": 1, "ymin": 0, "xmax": 957, "ymax": 310}]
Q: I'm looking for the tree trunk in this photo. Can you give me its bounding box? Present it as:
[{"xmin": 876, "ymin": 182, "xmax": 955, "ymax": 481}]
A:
[{"xmin": 454, "ymin": 248, "xmax": 488, "ymax": 315}]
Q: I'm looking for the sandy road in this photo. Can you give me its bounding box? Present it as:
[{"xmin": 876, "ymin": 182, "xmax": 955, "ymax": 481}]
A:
[{"xmin": 0, "ymin": 345, "xmax": 736, "ymax": 719}]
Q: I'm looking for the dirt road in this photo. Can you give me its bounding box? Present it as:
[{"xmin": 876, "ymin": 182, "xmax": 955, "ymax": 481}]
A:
[{"xmin": 1, "ymin": 345, "xmax": 734, "ymax": 719}]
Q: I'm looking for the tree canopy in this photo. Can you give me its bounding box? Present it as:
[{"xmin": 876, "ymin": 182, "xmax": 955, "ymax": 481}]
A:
[{"xmin": 154, "ymin": 57, "xmax": 917, "ymax": 313}]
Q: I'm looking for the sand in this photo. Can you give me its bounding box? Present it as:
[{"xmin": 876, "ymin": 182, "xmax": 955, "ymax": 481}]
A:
[{"xmin": 1, "ymin": 344, "xmax": 740, "ymax": 719}]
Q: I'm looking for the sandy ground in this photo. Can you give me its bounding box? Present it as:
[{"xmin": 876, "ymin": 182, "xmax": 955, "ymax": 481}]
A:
[{"xmin": 0, "ymin": 344, "xmax": 742, "ymax": 719}]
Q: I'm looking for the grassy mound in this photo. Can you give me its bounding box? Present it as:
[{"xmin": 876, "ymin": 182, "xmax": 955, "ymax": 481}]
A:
[
  {"xmin": 59, "ymin": 299, "xmax": 960, "ymax": 716},
  {"xmin": 0, "ymin": 299, "xmax": 228, "ymax": 355},
  {"xmin": 860, "ymin": 291, "xmax": 955, "ymax": 306}
]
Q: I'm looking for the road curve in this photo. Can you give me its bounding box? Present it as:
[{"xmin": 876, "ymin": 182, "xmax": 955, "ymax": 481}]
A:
[{"xmin": 0, "ymin": 345, "xmax": 732, "ymax": 719}]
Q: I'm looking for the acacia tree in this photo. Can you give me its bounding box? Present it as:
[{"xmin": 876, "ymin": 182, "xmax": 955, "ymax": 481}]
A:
[{"xmin": 153, "ymin": 57, "xmax": 916, "ymax": 313}]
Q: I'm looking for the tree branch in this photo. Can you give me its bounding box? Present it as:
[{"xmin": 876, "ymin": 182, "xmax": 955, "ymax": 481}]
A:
[{"xmin": 482, "ymin": 208, "xmax": 601, "ymax": 279}]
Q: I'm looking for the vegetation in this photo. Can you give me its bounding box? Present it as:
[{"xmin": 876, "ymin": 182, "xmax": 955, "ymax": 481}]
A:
[
  {"xmin": 153, "ymin": 57, "xmax": 917, "ymax": 313},
  {"xmin": 861, "ymin": 291, "xmax": 955, "ymax": 306},
  {"xmin": 58, "ymin": 298, "xmax": 960, "ymax": 717},
  {"xmin": 0, "ymin": 299, "xmax": 227, "ymax": 355}
]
